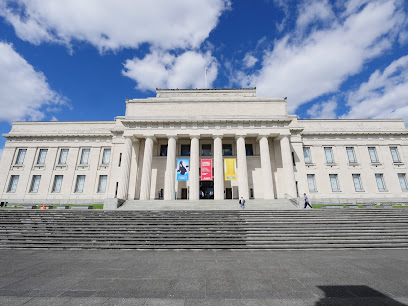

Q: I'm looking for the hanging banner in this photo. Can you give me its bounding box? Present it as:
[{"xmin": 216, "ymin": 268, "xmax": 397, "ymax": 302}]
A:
[
  {"xmin": 224, "ymin": 158, "xmax": 237, "ymax": 180},
  {"xmin": 177, "ymin": 158, "xmax": 189, "ymax": 181},
  {"xmin": 200, "ymin": 159, "xmax": 213, "ymax": 181}
]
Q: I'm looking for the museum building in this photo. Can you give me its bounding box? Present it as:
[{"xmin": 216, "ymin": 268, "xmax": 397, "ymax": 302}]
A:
[{"xmin": 1, "ymin": 88, "xmax": 408, "ymax": 207}]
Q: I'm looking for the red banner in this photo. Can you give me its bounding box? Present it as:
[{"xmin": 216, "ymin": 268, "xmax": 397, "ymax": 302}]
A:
[{"xmin": 200, "ymin": 159, "xmax": 213, "ymax": 181}]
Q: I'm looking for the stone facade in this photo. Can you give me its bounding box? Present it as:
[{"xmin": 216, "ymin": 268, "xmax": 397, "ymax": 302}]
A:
[{"xmin": 1, "ymin": 88, "xmax": 408, "ymax": 206}]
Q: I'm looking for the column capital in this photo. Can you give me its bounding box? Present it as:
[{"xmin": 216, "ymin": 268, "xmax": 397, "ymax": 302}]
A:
[
  {"xmin": 256, "ymin": 134, "xmax": 270, "ymax": 141},
  {"xmin": 124, "ymin": 135, "xmax": 139, "ymax": 142},
  {"xmin": 212, "ymin": 134, "xmax": 223, "ymax": 139},
  {"xmin": 235, "ymin": 134, "xmax": 246, "ymax": 140},
  {"xmin": 278, "ymin": 133, "xmax": 291, "ymax": 140},
  {"xmin": 190, "ymin": 134, "xmax": 200, "ymax": 140},
  {"xmin": 143, "ymin": 135, "xmax": 156, "ymax": 142},
  {"xmin": 167, "ymin": 135, "xmax": 178, "ymax": 141}
]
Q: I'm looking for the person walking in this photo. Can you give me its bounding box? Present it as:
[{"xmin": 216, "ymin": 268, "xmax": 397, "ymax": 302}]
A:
[{"xmin": 304, "ymin": 193, "xmax": 312, "ymax": 209}]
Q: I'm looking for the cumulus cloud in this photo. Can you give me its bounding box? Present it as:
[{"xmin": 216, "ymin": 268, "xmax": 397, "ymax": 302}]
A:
[
  {"xmin": 307, "ymin": 99, "xmax": 337, "ymax": 119},
  {"xmin": 0, "ymin": 0, "xmax": 230, "ymax": 52},
  {"xmin": 0, "ymin": 42, "xmax": 66, "ymax": 122},
  {"xmin": 236, "ymin": 0, "xmax": 405, "ymax": 113},
  {"xmin": 122, "ymin": 50, "xmax": 218, "ymax": 91},
  {"xmin": 342, "ymin": 54, "xmax": 408, "ymax": 123},
  {"xmin": 243, "ymin": 53, "xmax": 258, "ymax": 68}
]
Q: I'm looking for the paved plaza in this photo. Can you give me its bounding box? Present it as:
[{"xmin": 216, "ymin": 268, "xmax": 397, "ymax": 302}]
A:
[{"xmin": 0, "ymin": 249, "xmax": 406, "ymax": 305}]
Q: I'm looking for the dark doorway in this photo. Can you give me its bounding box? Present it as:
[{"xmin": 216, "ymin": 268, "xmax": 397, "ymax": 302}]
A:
[
  {"xmin": 226, "ymin": 188, "xmax": 232, "ymax": 199},
  {"xmin": 200, "ymin": 181, "xmax": 214, "ymax": 199},
  {"xmin": 181, "ymin": 188, "xmax": 188, "ymax": 199}
]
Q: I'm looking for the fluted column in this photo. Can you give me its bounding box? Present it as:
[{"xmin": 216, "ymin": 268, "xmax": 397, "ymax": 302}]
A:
[
  {"xmin": 213, "ymin": 135, "xmax": 224, "ymax": 200},
  {"xmin": 280, "ymin": 134, "xmax": 297, "ymax": 197},
  {"xmin": 139, "ymin": 136, "xmax": 154, "ymax": 200},
  {"xmin": 164, "ymin": 136, "xmax": 177, "ymax": 200},
  {"xmin": 236, "ymin": 135, "xmax": 249, "ymax": 200},
  {"xmin": 118, "ymin": 136, "xmax": 137, "ymax": 200},
  {"xmin": 189, "ymin": 135, "xmax": 200, "ymax": 200},
  {"xmin": 259, "ymin": 135, "xmax": 274, "ymax": 199}
]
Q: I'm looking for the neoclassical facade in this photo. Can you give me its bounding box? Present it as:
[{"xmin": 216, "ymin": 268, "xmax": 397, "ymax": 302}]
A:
[{"xmin": 1, "ymin": 88, "xmax": 408, "ymax": 207}]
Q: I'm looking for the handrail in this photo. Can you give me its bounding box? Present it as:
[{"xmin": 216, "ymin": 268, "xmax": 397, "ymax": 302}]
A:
[{"xmin": 284, "ymin": 193, "xmax": 301, "ymax": 208}]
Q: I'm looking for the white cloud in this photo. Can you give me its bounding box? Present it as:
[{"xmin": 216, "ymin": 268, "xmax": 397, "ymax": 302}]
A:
[
  {"xmin": 236, "ymin": 0, "xmax": 405, "ymax": 113},
  {"xmin": 243, "ymin": 53, "xmax": 258, "ymax": 68},
  {"xmin": 122, "ymin": 50, "xmax": 218, "ymax": 91},
  {"xmin": 342, "ymin": 54, "xmax": 408, "ymax": 123},
  {"xmin": 0, "ymin": 0, "xmax": 230, "ymax": 52},
  {"xmin": 307, "ymin": 99, "xmax": 337, "ymax": 119},
  {"xmin": 296, "ymin": 0, "xmax": 335, "ymax": 32},
  {"xmin": 0, "ymin": 42, "xmax": 66, "ymax": 122}
]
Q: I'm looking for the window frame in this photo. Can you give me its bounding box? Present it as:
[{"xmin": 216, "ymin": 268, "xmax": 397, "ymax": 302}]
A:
[
  {"xmin": 201, "ymin": 144, "xmax": 212, "ymax": 156},
  {"xmin": 51, "ymin": 175, "xmax": 63, "ymax": 193},
  {"xmin": 74, "ymin": 175, "xmax": 86, "ymax": 193},
  {"xmin": 398, "ymin": 173, "xmax": 408, "ymax": 191},
  {"xmin": 58, "ymin": 148, "xmax": 69, "ymax": 165},
  {"xmin": 375, "ymin": 173, "xmax": 387, "ymax": 192},
  {"xmin": 324, "ymin": 147, "xmax": 335, "ymax": 164},
  {"xmin": 390, "ymin": 147, "xmax": 401, "ymax": 163},
  {"xmin": 79, "ymin": 148, "xmax": 91, "ymax": 165},
  {"xmin": 97, "ymin": 175, "xmax": 108, "ymax": 193},
  {"xmin": 307, "ymin": 174, "xmax": 317, "ymax": 192},
  {"xmin": 368, "ymin": 147, "xmax": 379, "ymax": 163},
  {"xmin": 180, "ymin": 144, "xmax": 190, "ymax": 156},
  {"xmin": 222, "ymin": 144, "xmax": 233, "ymax": 156},
  {"xmin": 29, "ymin": 175, "xmax": 41, "ymax": 193},
  {"xmin": 7, "ymin": 175, "xmax": 19, "ymax": 193},
  {"xmin": 303, "ymin": 147, "xmax": 312, "ymax": 164},
  {"xmin": 352, "ymin": 174, "xmax": 364, "ymax": 192},
  {"xmin": 346, "ymin": 147, "xmax": 357, "ymax": 164},
  {"xmin": 15, "ymin": 148, "xmax": 27, "ymax": 165},
  {"xmin": 36, "ymin": 149, "xmax": 48, "ymax": 165},
  {"xmin": 101, "ymin": 148, "xmax": 111, "ymax": 165},
  {"xmin": 329, "ymin": 174, "xmax": 340, "ymax": 192}
]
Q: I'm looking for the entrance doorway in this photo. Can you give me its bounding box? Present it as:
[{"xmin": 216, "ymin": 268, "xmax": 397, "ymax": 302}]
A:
[
  {"xmin": 181, "ymin": 188, "xmax": 188, "ymax": 199},
  {"xmin": 200, "ymin": 181, "xmax": 214, "ymax": 199},
  {"xmin": 226, "ymin": 188, "xmax": 232, "ymax": 199}
]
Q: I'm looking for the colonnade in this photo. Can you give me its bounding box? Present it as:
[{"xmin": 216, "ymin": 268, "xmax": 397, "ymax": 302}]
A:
[{"xmin": 118, "ymin": 134, "xmax": 297, "ymax": 200}]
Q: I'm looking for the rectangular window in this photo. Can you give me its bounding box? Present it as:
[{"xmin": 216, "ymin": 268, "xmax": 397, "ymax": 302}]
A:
[
  {"xmin": 303, "ymin": 147, "xmax": 312, "ymax": 164},
  {"xmin": 307, "ymin": 174, "xmax": 317, "ymax": 192},
  {"xmin": 102, "ymin": 148, "xmax": 111, "ymax": 165},
  {"xmin": 29, "ymin": 175, "xmax": 41, "ymax": 193},
  {"xmin": 390, "ymin": 147, "xmax": 401, "ymax": 163},
  {"xmin": 368, "ymin": 147, "xmax": 379, "ymax": 163},
  {"xmin": 80, "ymin": 148, "xmax": 90, "ymax": 165},
  {"xmin": 352, "ymin": 174, "xmax": 363, "ymax": 192},
  {"xmin": 375, "ymin": 173, "xmax": 386, "ymax": 192},
  {"xmin": 346, "ymin": 147, "xmax": 357, "ymax": 163},
  {"xmin": 222, "ymin": 144, "xmax": 233, "ymax": 156},
  {"xmin": 15, "ymin": 149, "xmax": 27, "ymax": 165},
  {"xmin": 202, "ymin": 144, "xmax": 211, "ymax": 156},
  {"xmin": 324, "ymin": 147, "xmax": 335, "ymax": 164},
  {"xmin": 52, "ymin": 175, "xmax": 63, "ymax": 193},
  {"xmin": 160, "ymin": 145, "xmax": 167, "ymax": 156},
  {"xmin": 98, "ymin": 175, "xmax": 107, "ymax": 193},
  {"xmin": 7, "ymin": 175, "xmax": 19, "ymax": 193},
  {"xmin": 58, "ymin": 149, "xmax": 69, "ymax": 165},
  {"xmin": 118, "ymin": 153, "xmax": 122, "ymax": 167},
  {"xmin": 36, "ymin": 149, "xmax": 48, "ymax": 165},
  {"xmin": 75, "ymin": 175, "xmax": 85, "ymax": 193},
  {"xmin": 245, "ymin": 144, "xmax": 254, "ymax": 156},
  {"xmin": 329, "ymin": 174, "xmax": 340, "ymax": 192},
  {"xmin": 398, "ymin": 173, "xmax": 408, "ymax": 191},
  {"xmin": 181, "ymin": 144, "xmax": 190, "ymax": 156}
]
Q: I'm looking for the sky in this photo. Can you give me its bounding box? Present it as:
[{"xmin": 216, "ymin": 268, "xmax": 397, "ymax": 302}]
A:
[{"xmin": 0, "ymin": 0, "xmax": 408, "ymax": 159}]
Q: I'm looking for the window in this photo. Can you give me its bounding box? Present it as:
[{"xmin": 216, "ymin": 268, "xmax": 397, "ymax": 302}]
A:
[
  {"xmin": 37, "ymin": 149, "xmax": 48, "ymax": 165},
  {"xmin": 375, "ymin": 174, "xmax": 386, "ymax": 192},
  {"xmin": 118, "ymin": 153, "xmax": 122, "ymax": 167},
  {"xmin": 368, "ymin": 147, "xmax": 379, "ymax": 163},
  {"xmin": 303, "ymin": 147, "xmax": 312, "ymax": 164},
  {"xmin": 352, "ymin": 174, "xmax": 363, "ymax": 192},
  {"xmin": 160, "ymin": 145, "xmax": 167, "ymax": 156},
  {"xmin": 292, "ymin": 152, "xmax": 296, "ymax": 166},
  {"xmin": 58, "ymin": 149, "xmax": 69, "ymax": 165},
  {"xmin": 75, "ymin": 175, "xmax": 85, "ymax": 193},
  {"xmin": 307, "ymin": 174, "xmax": 317, "ymax": 192},
  {"xmin": 324, "ymin": 147, "xmax": 335, "ymax": 164},
  {"xmin": 329, "ymin": 174, "xmax": 340, "ymax": 192},
  {"xmin": 98, "ymin": 175, "xmax": 107, "ymax": 193},
  {"xmin": 80, "ymin": 148, "xmax": 90, "ymax": 165},
  {"xmin": 29, "ymin": 175, "xmax": 41, "ymax": 193},
  {"xmin": 202, "ymin": 144, "xmax": 211, "ymax": 156},
  {"xmin": 398, "ymin": 173, "xmax": 408, "ymax": 191},
  {"xmin": 15, "ymin": 149, "xmax": 27, "ymax": 165},
  {"xmin": 181, "ymin": 144, "xmax": 190, "ymax": 156},
  {"xmin": 7, "ymin": 175, "xmax": 19, "ymax": 193},
  {"xmin": 346, "ymin": 147, "xmax": 357, "ymax": 163},
  {"xmin": 52, "ymin": 175, "xmax": 63, "ymax": 193},
  {"xmin": 390, "ymin": 147, "xmax": 401, "ymax": 163},
  {"xmin": 245, "ymin": 144, "xmax": 254, "ymax": 156},
  {"xmin": 102, "ymin": 148, "xmax": 111, "ymax": 165},
  {"xmin": 222, "ymin": 144, "xmax": 233, "ymax": 156}
]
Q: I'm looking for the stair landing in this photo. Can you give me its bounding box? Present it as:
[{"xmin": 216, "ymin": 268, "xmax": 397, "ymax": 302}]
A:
[{"xmin": 118, "ymin": 199, "xmax": 298, "ymax": 210}]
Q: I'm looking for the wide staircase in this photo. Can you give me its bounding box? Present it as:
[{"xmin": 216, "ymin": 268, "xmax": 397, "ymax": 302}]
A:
[{"xmin": 0, "ymin": 209, "xmax": 407, "ymax": 250}]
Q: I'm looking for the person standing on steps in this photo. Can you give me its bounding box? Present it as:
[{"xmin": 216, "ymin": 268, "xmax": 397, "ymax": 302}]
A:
[
  {"xmin": 304, "ymin": 193, "xmax": 312, "ymax": 209},
  {"xmin": 239, "ymin": 197, "xmax": 245, "ymax": 209}
]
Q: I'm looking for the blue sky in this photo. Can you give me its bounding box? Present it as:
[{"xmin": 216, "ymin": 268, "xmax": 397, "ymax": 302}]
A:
[{"xmin": 0, "ymin": 0, "xmax": 408, "ymax": 158}]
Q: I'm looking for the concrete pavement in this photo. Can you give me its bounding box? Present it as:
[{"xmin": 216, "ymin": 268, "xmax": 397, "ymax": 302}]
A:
[{"xmin": 0, "ymin": 249, "xmax": 406, "ymax": 305}]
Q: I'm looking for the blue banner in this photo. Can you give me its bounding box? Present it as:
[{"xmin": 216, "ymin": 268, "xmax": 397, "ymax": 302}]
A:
[{"xmin": 177, "ymin": 158, "xmax": 189, "ymax": 181}]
